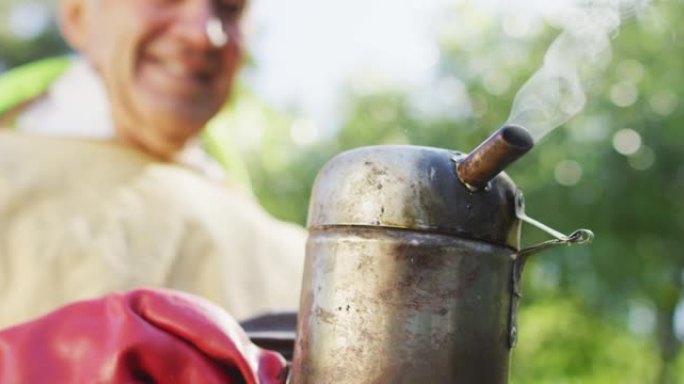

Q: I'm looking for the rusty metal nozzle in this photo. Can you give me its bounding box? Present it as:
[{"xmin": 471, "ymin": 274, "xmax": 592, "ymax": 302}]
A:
[{"xmin": 456, "ymin": 124, "xmax": 534, "ymax": 190}]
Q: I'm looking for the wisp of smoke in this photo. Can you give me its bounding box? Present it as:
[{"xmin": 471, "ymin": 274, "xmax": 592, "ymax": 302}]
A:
[{"xmin": 506, "ymin": 0, "xmax": 646, "ymax": 142}]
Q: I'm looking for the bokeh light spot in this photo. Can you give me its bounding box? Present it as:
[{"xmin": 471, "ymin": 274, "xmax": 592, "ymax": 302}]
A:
[
  {"xmin": 8, "ymin": 3, "xmax": 50, "ymax": 40},
  {"xmin": 612, "ymin": 128, "xmax": 642, "ymax": 155},
  {"xmin": 628, "ymin": 146, "xmax": 655, "ymax": 170},
  {"xmin": 609, "ymin": 81, "xmax": 639, "ymax": 107},
  {"xmin": 649, "ymin": 90, "xmax": 679, "ymax": 116},
  {"xmin": 554, "ymin": 160, "xmax": 583, "ymax": 186}
]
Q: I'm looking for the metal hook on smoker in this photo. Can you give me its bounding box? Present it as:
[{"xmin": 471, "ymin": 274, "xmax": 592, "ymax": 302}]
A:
[
  {"xmin": 508, "ymin": 190, "xmax": 593, "ymax": 348},
  {"xmin": 514, "ymin": 190, "xmax": 594, "ymax": 261},
  {"xmin": 517, "ymin": 214, "xmax": 594, "ymax": 260}
]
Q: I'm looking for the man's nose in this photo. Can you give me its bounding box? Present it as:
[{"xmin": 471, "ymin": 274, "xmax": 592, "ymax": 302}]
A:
[{"xmin": 176, "ymin": 0, "xmax": 229, "ymax": 49}]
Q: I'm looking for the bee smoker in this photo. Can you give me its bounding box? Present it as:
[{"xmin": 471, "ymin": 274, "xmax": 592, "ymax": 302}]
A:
[{"xmin": 289, "ymin": 125, "xmax": 593, "ymax": 383}]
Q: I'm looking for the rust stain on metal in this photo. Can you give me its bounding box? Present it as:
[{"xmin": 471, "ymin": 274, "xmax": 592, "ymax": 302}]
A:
[{"xmin": 378, "ymin": 265, "xmax": 482, "ymax": 314}]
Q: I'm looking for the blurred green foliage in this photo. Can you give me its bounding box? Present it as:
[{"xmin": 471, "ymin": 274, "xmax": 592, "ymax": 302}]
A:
[
  {"xmin": 0, "ymin": 1, "xmax": 66, "ymax": 69},
  {"xmin": 241, "ymin": 2, "xmax": 683, "ymax": 383},
  {"xmin": 1, "ymin": 0, "xmax": 683, "ymax": 382}
]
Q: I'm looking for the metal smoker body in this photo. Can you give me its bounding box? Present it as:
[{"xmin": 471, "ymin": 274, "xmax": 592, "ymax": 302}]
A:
[{"xmin": 291, "ymin": 128, "xmax": 591, "ymax": 383}]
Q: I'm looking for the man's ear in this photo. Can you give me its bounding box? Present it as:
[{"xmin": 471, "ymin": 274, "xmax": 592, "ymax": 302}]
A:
[{"xmin": 57, "ymin": 0, "xmax": 90, "ymax": 51}]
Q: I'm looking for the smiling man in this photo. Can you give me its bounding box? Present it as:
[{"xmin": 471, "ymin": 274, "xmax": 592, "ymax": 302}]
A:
[
  {"xmin": 0, "ymin": 0, "xmax": 305, "ymax": 328},
  {"xmin": 58, "ymin": 0, "xmax": 245, "ymax": 159}
]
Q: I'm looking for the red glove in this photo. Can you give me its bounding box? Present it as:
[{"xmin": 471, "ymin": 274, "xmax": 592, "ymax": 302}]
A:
[{"xmin": 0, "ymin": 289, "xmax": 287, "ymax": 383}]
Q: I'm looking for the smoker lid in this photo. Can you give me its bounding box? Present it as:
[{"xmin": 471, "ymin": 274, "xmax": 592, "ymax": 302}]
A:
[{"xmin": 307, "ymin": 145, "xmax": 521, "ymax": 249}]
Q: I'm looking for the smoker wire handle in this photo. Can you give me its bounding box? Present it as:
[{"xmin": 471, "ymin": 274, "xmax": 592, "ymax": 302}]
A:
[
  {"xmin": 507, "ymin": 205, "xmax": 593, "ymax": 348},
  {"xmin": 514, "ymin": 190, "xmax": 594, "ymax": 261},
  {"xmin": 516, "ymin": 227, "xmax": 594, "ymax": 260}
]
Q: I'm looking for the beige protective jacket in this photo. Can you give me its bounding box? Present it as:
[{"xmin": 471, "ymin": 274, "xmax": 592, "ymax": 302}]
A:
[{"xmin": 0, "ymin": 131, "xmax": 305, "ymax": 328}]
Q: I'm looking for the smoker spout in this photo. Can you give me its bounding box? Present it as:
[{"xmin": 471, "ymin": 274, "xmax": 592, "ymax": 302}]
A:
[{"xmin": 456, "ymin": 125, "xmax": 534, "ymax": 190}]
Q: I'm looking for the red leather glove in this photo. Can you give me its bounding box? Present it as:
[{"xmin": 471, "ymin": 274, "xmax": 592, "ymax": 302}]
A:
[{"xmin": 0, "ymin": 289, "xmax": 287, "ymax": 383}]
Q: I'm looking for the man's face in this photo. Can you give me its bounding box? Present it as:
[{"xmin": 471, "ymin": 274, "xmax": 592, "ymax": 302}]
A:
[{"xmin": 73, "ymin": 0, "xmax": 245, "ymax": 158}]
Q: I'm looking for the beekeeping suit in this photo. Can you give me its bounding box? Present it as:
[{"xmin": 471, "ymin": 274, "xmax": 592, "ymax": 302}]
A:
[
  {"xmin": 0, "ymin": 58, "xmax": 305, "ymax": 328},
  {"xmin": 0, "ymin": 131, "xmax": 305, "ymax": 327}
]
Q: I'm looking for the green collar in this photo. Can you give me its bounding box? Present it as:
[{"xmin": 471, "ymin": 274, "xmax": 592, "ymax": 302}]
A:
[{"xmin": 0, "ymin": 56, "xmax": 72, "ymax": 119}]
